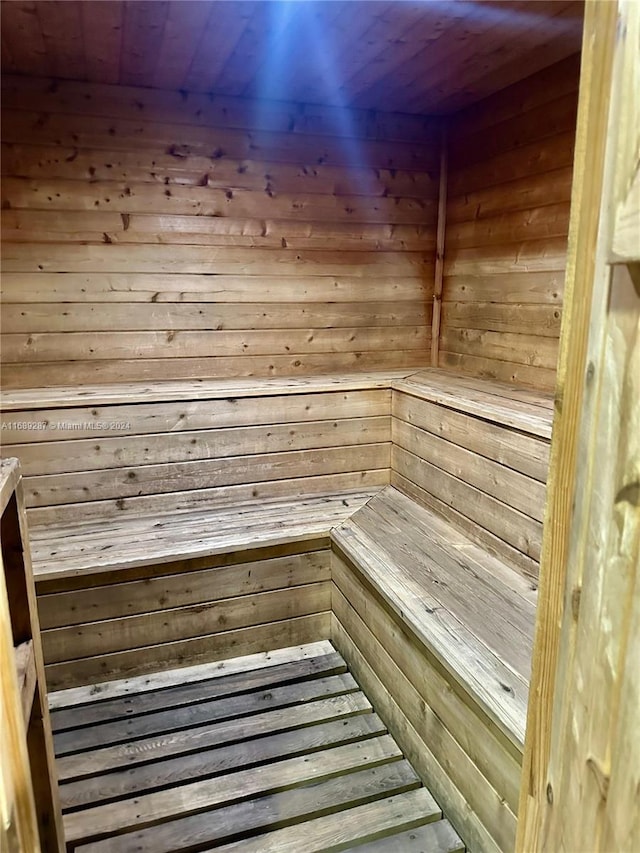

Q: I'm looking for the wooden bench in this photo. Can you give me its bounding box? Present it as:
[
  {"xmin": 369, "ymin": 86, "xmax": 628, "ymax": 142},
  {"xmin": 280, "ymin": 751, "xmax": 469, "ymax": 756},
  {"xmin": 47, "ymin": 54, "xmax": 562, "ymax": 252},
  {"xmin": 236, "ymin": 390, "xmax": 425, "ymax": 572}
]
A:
[
  {"xmin": 329, "ymin": 369, "xmax": 554, "ymax": 853},
  {"xmin": 3, "ymin": 366, "xmax": 554, "ymax": 852},
  {"xmin": 1, "ymin": 371, "xmax": 411, "ymax": 689}
]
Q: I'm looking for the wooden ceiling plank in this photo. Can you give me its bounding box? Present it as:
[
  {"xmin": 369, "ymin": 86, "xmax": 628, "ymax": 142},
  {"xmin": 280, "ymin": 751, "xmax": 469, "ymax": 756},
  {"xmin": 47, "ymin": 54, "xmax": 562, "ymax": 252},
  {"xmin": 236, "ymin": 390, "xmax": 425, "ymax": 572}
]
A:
[
  {"xmin": 440, "ymin": 2, "xmax": 584, "ymax": 113},
  {"xmin": 241, "ymin": 1, "xmax": 346, "ymax": 101},
  {"xmin": 37, "ymin": 0, "xmax": 86, "ymax": 81},
  {"xmin": 395, "ymin": 0, "xmax": 550, "ymax": 114},
  {"xmin": 152, "ymin": 0, "xmax": 212, "ymax": 91},
  {"xmin": 205, "ymin": 2, "xmax": 275, "ymax": 97},
  {"xmin": 348, "ymin": 8, "xmax": 469, "ymax": 112},
  {"xmin": 285, "ymin": 2, "xmax": 395, "ymax": 106},
  {"xmin": 119, "ymin": 0, "xmax": 169, "ymax": 88},
  {"xmin": 182, "ymin": 1, "xmax": 257, "ymax": 93},
  {"xmin": 0, "ymin": 1, "xmax": 50, "ymax": 77},
  {"xmin": 81, "ymin": 0, "xmax": 124, "ymax": 85},
  {"xmin": 375, "ymin": 0, "xmax": 550, "ymax": 114}
]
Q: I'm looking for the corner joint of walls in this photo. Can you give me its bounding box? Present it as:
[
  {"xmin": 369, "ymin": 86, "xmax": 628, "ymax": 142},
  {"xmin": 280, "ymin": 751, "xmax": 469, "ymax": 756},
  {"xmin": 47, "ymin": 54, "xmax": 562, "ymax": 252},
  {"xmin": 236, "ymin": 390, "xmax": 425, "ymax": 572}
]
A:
[{"xmin": 431, "ymin": 120, "xmax": 448, "ymax": 368}]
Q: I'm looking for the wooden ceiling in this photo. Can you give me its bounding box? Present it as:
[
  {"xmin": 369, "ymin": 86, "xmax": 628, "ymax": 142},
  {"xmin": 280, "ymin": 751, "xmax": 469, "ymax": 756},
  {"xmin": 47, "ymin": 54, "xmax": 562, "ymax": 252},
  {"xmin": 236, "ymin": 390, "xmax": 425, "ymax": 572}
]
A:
[{"xmin": 1, "ymin": 1, "xmax": 584, "ymax": 115}]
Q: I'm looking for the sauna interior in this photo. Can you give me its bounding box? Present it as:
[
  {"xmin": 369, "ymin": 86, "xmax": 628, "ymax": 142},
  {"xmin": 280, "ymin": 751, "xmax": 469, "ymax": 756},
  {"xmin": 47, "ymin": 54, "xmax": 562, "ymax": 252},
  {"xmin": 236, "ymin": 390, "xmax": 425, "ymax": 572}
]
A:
[{"xmin": 1, "ymin": 1, "xmax": 638, "ymax": 852}]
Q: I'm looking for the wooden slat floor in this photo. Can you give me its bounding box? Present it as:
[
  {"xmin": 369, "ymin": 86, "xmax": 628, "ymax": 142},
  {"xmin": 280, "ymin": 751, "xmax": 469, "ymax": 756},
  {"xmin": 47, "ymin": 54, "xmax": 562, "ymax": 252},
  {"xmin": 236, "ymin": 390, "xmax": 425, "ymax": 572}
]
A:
[{"xmin": 49, "ymin": 641, "xmax": 464, "ymax": 852}]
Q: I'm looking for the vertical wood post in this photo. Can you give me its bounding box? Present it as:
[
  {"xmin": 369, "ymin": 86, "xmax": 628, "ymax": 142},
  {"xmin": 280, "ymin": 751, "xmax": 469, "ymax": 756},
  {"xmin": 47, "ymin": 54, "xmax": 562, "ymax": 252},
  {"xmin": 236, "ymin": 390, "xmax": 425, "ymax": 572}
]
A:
[
  {"xmin": 517, "ymin": 0, "xmax": 639, "ymax": 848},
  {"xmin": 431, "ymin": 122, "xmax": 448, "ymax": 366}
]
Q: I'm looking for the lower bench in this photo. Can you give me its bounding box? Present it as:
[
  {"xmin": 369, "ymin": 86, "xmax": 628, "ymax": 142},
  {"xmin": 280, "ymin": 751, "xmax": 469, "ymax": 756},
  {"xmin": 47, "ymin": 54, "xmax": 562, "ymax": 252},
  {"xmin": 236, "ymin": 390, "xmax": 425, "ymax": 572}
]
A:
[{"xmin": 33, "ymin": 490, "xmax": 376, "ymax": 691}]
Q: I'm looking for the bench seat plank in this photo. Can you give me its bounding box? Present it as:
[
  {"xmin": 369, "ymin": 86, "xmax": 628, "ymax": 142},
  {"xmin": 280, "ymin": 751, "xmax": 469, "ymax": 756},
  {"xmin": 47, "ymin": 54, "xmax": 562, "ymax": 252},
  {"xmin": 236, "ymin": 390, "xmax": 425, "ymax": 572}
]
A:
[
  {"xmin": 0, "ymin": 370, "xmax": 415, "ymax": 411},
  {"xmin": 332, "ymin": 486, "xmax": 534, "ymax": 748},
  {"xmin": 30, "ymin": 489, "xmax": 381, "ymax": 581},
  {"xmin": 393, "ymin": 367, "xmax": 554, "ymax": 438}
]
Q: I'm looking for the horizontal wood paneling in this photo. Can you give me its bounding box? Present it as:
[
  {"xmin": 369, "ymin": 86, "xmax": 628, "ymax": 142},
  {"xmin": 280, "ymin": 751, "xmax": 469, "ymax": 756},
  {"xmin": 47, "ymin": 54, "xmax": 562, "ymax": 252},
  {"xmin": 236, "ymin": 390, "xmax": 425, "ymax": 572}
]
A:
[
  {"xmin": 441, "ymin": 57, "xmax": 580, "ymax": 391},
  {"xmin": 0, "ymin": 75, "xmax": 437, "ymax": 388},
  {"xmin": 391, "ymin": 372, "xmax": 553, "ymax": 578}
]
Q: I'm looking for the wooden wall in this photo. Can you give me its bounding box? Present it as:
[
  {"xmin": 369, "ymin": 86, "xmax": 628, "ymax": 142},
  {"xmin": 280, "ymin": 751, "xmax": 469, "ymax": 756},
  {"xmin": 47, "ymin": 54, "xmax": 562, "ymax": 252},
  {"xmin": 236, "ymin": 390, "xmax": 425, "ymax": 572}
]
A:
[
  {"xmin": 0, "ymin": 76, "xmax": 440, "ymax": 389},
  {"xmin": 441, "ymin": 56, "xmax": 581, "ymax": 391}
]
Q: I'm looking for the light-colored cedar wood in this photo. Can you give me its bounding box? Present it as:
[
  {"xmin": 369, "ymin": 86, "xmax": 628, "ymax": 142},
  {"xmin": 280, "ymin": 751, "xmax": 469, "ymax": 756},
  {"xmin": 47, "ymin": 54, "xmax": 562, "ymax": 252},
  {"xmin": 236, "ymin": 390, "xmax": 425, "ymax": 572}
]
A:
[
  {"xmin": 13, "ymin": 640, "xmax": 36, "ymax": 724},
  {"xmin": 441, "ymin": 57, "xmax": 580, "ymax": 391},
  {"xmin": 349, "ymin": 820, "xmax": 464, "ymax": 853},
  {"xmin": 392, "ymin": 392, "xmax": 549, "ymax": 482},
  {"xmin": 28, "ymin": 472, "xmax": 387, "ymax": 528},
  {"xmin": 331, "ymin": 554, "xmax": 524, "ymax": 811},
  {"xmin": 431, "ymin": 124, "xmax": 448, "ymax": 366},
  {"xmin": 44, "ymin": 611, "xmax": 331, "ymax": 691},
  {"xmin": 0, "ymin": 460, "xmax": 64, "ymax": 852},
  {"xmin": 518, "ymin": 2, "xmax": 640, "ymax": 849},
  {"xmin": 392, "ymin": 419, "xmax": 546, "ymax": 521},
  {"xmin": 0, "ymin": 373, "xmax": 399, "ymax": 411},
  {"xmin": 56, "ymin": 690, "xmax": 372, "ymax": 781},
  {"xmin": 38, "ymin": 550, "xmax": 330, "ymax": 629},
  {"xmin": 42, "ymin": 582, "xmax": 331, "ymax": 664},
  {"xmin": 213, "ymin": 789, "xmax": 440, "ymax": 853},
  {"xmin": 1, "ymin": 77, "xmax": 436, "ymax": 389},
  {"xmin": 331, "ymin": 590, "xmax": 517, "ymax": 853},
  {"xmin": 331, "ymin": 617, "xmax": 501, "ymax": 853},
  {"xmin": 5, "ymin": 417, "xmax": 389, "ymax": 476},
  {"xmin": 28, "ymin": 490, "xmax": 374, "ymax": 578},
  {"xmin": 394, "ymin": 369, "xmax": 553, "ymax": 435},
  {"xmin": 63, "ymin": 733, "xmax": 401, "ymax": 843},
  {"xmin": 48, "ymin": 639, "xmax": 335, "ymax": 710},
  {"xmin": 332, "ymin": 489, "xmax": 532, "ymax": 748}
]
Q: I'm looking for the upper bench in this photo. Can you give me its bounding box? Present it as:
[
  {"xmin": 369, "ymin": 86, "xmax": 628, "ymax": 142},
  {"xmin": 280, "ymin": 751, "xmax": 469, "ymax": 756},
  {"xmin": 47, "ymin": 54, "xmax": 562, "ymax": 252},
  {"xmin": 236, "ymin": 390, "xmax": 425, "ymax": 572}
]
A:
[{"xmin": 1, "ymin": 371, "xmax": 412, "ymax": 580}]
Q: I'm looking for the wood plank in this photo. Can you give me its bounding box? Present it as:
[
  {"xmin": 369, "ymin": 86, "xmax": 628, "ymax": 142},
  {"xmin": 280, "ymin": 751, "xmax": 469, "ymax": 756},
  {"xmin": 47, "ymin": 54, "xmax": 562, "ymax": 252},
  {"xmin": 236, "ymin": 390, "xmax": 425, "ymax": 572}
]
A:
[
  {"xmin": 394, "ymin": 368, "xmax": 554, "ymax": 437},
  {"xmin": 28, "ymin": 476, "xmax": 385, "ymax": 541},
  {"xmin": 393, "ymin": 446, "xmax": 542, "ymax": 562},
  {"xmin": 0, "ymin": 300, "xmax": 430, "ymax": 334},
  {"xmin": 63, "ymin": 735, "xmax": 403, "ymax": 844},
  {"xmin": 1, "ymin": 388, "xmax": 391, "ymax": 436},
  {"xmin": 44, "ymin": 612, "xmax": 331, "ymax": 691},
  {"xmin": 47, "ymin": 640, "xmax": 334, "ymax": 710},
  {"xmin": 212, "ymin": 789, "xmax": 440, "ymax": 853},
  {"xmin": 393, "ymin": 418, "xmax": 546, "ymax": 521},
  {"xmin": 0, "ymin": 272, "xmax": 429, "ymax": 305},
  {"xmin": 0, "ymin": 75, "xmax": 439, "ymax": 144},
  {"xmin": 61, "ymin": 713, "xmax": 388, "ymax": 811},
  {"xmin": 331, "ymin": 554, "xmax": 524, "ymax": 812},
  {"xmin": 331, "ymin": 616, "xmax": 502, "ymax": 853},
  {"xmin": 2, "ymin": 109, "xmax": 439, "ymax": 171},
  {"xmin": 344, "ymin": 819, "xmax": 464, "ymax": 852},
  {"xmin": 1, "ymin": 353, "xmax": 426, "ymax": 391},
  {"xmin": 79, "ymin": 760, "xmax": 420, "ymax": 853},
  {"xmin": 23, "ymin": 444, "xmax": 389, "ymax": 507},
  {"xmin": 438, "ymin": 351, "xmax": 558, "ymax": 393},
  {"xmin": 56, "ymin": 691, "xmax": 373, "ymax": 782},
  {"xmin": 391, "ymin": 471, "xmax": 540, "ymax": 579},
  {"xmin": 14, "ymin": 640, "xmax": 36, "ymax": 725},
  {"xmin": 54, "ymin": 670, "xmax": 357, "ymax": 756},
  {"xmin": 392, "ymin": 391, "xmax": 550, "ymax": 482},
  {"xmin": 332, "ymin": 516, "xmax": 529, "ymax": 747},
  {"xmin": 43, "ymin": 581, "xmax": 329, "ymax": 664},
  {"xmin": 51, "ymin": 651, "xmax": 346, "ymax": 731},
  {"xmin": 7, "ymin": 417, "xmax": 390, "ymax": 477},
  {"xmin": 1, "ymin": 327, "xmax": 428, "ymax": 364},
  {"xmin": 38, "ymin": 550, "xmax": 330, "ymax": 629}
]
